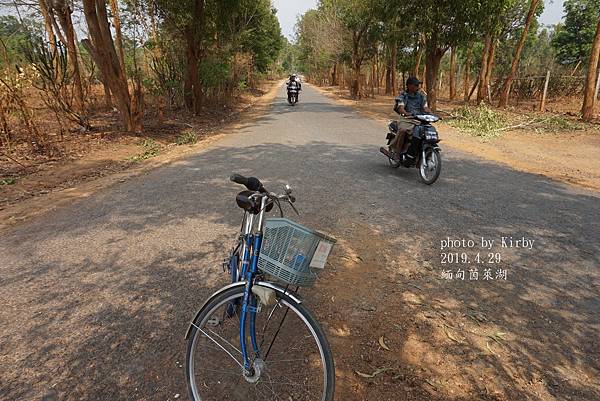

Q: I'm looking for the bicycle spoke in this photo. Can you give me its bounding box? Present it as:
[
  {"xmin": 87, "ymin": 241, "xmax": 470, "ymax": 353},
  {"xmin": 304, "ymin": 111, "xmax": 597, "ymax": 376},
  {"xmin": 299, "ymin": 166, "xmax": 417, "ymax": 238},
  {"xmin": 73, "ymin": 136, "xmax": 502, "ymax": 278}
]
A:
[
  {"xmin": 187, "ymin": 289, "xmax": 332, "ymax": 401},
  {"xmin": 197, "ymin": 327, "xmax": 244, "ymax": 369},
  {"xmin": 205, "ymin": 327, "xmax": 243, "ymax": 355}
]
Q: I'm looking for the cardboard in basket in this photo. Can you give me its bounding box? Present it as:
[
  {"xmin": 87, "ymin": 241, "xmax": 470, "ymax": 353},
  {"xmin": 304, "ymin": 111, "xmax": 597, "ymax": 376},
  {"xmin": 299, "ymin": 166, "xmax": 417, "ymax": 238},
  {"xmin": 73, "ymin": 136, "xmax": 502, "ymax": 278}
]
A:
[{"xmin": 309, "ymin": 240, "xmax": 333, "ymax": 269}]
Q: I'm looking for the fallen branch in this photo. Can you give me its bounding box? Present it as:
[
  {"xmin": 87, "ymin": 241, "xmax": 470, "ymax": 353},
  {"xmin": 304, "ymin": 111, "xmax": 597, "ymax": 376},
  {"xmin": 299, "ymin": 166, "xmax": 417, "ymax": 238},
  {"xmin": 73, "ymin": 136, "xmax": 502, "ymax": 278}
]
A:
[
  {"xmin": 493, "ymin": 118, "xmax": 538, "ymax": 132},
  {"xmin": 0, "ymin": 150, "xmax": 29, "ymax": 168}
]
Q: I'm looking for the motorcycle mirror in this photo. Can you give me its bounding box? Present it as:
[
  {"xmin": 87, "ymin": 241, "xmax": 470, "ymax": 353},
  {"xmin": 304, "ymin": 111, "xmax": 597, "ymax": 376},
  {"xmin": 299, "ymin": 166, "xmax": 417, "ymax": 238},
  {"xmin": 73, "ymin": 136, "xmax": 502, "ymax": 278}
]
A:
[{"xmin": 284, "ymin": 184, "xmax": 293, "ymax": 194}]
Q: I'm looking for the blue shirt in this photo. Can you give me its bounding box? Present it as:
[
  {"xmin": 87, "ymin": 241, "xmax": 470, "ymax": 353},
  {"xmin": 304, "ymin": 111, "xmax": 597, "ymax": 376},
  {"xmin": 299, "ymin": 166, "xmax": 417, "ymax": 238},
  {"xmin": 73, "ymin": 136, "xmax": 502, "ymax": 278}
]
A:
[{"xmin": 395, "ymin": 90, "xmax": 428, "ymax": 115}]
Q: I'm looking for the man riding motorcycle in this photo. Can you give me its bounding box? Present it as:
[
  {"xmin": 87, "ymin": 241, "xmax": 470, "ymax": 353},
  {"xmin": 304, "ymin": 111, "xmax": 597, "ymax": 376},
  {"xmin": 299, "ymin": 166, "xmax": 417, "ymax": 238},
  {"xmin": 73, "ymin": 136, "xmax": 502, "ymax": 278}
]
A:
[
  {"xmin": 286, "ymin": 74, "xmax": 302, "ymax": 103},
  {"xmin": 389, "ymin": 76, "xmax": 432, "ymax": 164}
]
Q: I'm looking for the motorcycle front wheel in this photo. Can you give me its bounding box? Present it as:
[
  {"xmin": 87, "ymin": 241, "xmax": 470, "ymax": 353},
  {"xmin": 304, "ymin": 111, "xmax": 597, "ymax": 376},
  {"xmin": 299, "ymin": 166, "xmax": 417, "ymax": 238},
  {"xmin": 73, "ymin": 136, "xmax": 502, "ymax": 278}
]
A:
[{"xmin": 419, "ymin": 147, "xmax": 442, "ymax": 185}]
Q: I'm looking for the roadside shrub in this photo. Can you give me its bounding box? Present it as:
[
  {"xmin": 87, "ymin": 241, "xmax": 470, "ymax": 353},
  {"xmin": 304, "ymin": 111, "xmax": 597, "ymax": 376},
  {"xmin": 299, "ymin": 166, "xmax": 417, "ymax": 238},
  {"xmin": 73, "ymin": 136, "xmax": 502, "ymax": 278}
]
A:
[
  {"xmin": 450, "ymin": 105, "xmax": 507, "ymax": 138},
  {"xmin": 0, "ymin": 177, "xmax": 16, "ymax": 185},
  {"xmin": 129, "ymin": 138, "xmax": 160, "ymax": 161},
  {"xmin": 175, "ymin": 132, "xmax": 197, "ymax": 145}
]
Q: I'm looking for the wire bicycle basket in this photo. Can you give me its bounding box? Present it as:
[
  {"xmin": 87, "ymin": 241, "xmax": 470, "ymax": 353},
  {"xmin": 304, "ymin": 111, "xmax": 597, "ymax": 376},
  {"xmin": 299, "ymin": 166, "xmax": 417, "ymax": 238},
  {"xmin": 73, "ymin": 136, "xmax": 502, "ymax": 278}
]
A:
[{"xmin": 257, "ymin": 218, "xmax": 336, "ymax": 287}]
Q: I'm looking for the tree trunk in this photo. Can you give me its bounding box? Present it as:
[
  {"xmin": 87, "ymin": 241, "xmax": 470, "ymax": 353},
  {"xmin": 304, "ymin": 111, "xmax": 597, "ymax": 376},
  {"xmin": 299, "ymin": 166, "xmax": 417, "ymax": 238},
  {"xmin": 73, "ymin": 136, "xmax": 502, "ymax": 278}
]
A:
[
  {"xmin": 38, "ymin": 0, "xmax": 57, "ymax": 53},
  {"xmin": 351, "ymin": 64, "xmax": 361, "ymax": 99},
  {"xmin": 486, "ymin": 38, "xmax": 496, "ymax": 84},
  {"xmin": 385, "ymin": 54, "xmax": 393, "ymax": 95},
  {"xmin": 53, "ymin": 0, "xmax": 85, "ymax": 113},
  {"xmin": 82, "ymin": 0, "xmax": 141, "ymax": 132},
  {"xmin": 449, "ymin": 47, "xmax": 457, "ymax": 100},
  {"xmin": 183, "ymin": 0, "xmax": 206, "ymax": 113},
  {"xmin": 331, "ymin": 62, "xmax": 338, "ymax": 85},
  {"xmin": 425, "ymin": 46, "xmax": 445, "ymax": 111},
  {"xmin": 391, "ymin": 45, "xmax": 397, "ymax": 94},
  {"xmin": 350, "ymin": 32, "xmax": 363, "ymax": 99},
  {"xmin": 582, "ymin": 18, "xmax": 600, "ymax": 121},
  {"xmin": 463, "ymin": 47, "xmax": 471, "ymax": 102},
  {"xmin": 81, "ymin": 38, "xmax": 112, "ymax": 108},
  {"xmin": 414, "ymin": 46, "xmax": 423, "ymax": 78},
  {"xmin": 184, "ymin": 39, "xmax": 203, "ymax": 112},
  {"xmin": 109, "ymin": 0, "xmax": 127, "ymax": 78},
  {"xmin": 370, "ymin": 64, "xmax": 376, "ymax": 96},
  {"xmin": 485, "ymin": 36, "xmax": 496, "ymax": 101},
  {"xmin": 476, "ymin": 35, "xmax": 491, "ymax": 104},
  {"xmin": 498, "ymin": 0, "xmax": 540, "ymax": 108}
]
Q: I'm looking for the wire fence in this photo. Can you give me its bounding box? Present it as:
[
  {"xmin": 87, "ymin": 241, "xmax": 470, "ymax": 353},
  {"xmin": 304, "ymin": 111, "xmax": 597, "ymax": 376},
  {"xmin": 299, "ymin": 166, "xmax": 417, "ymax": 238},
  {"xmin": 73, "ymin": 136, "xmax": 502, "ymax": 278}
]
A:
[{"xmin": 505, "ymin": 74, "xmax": 586, "ymax": 100}]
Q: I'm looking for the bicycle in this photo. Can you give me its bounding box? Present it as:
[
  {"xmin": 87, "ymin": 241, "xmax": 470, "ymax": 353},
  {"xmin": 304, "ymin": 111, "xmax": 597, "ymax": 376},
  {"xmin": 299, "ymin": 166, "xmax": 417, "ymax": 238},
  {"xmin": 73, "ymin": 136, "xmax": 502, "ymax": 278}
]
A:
[{"xmin": 185, "ymin": 173, "xmax": 336, "ymax": 401}]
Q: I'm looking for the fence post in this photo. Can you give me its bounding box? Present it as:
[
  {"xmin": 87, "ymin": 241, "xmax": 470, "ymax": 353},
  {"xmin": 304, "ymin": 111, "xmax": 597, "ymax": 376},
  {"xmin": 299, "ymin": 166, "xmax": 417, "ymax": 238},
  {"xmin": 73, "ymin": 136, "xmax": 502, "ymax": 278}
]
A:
[{"xmin": 539, "ymin": 70, "xmax": 550, "ymax": 112}]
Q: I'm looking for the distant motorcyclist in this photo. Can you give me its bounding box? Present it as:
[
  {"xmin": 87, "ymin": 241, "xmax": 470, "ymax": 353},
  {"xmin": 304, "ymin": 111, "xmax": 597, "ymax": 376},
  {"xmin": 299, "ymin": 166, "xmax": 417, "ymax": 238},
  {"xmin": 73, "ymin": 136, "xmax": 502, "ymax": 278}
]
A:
[
  {"xmin": 286, "ymin": 74, "xmax": 302, "ymax": 103},
  {"xmin": 391, "ymin": 77, "xmax": 431, "ymax": 163}
]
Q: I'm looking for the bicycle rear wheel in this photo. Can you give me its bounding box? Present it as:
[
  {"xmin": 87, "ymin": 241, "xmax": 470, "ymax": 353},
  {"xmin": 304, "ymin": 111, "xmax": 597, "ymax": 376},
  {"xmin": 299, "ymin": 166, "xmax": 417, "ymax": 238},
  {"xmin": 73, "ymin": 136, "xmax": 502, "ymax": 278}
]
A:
[{"xmin": 186, "ymin": 284, "xmax": 335, "ymax": 401}]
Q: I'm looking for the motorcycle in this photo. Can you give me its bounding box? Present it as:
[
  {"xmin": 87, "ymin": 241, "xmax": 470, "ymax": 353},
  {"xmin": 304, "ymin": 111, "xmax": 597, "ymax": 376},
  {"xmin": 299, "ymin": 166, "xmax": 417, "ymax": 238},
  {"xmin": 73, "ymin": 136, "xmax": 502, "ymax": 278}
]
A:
[
  {"xmin": 287, "ymin": 87, "xmax": 299, "ymax": 105},
  {"xmin": 379, "ymin": 114, "xmax": 442, "ymax": 185}
]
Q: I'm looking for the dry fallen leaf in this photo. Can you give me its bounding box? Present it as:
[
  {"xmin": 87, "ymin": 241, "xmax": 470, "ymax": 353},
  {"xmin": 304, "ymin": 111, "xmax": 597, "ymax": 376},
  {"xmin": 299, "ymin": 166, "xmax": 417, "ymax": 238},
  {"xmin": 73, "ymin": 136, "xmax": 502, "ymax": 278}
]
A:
[
  {"xmin": 378, "ymin": 335, "xmax": 391, "ymax": 351},
  {"xmin": 442, "ymin": 324, "xmax": 463, "ymax": 344},
  {"xmin": 487, "ymin": 331, "xmax": 507, "ymax": 345},
  {"xmin": 486, "ymin": 341, "xmax": 497, "ymax": 356}
]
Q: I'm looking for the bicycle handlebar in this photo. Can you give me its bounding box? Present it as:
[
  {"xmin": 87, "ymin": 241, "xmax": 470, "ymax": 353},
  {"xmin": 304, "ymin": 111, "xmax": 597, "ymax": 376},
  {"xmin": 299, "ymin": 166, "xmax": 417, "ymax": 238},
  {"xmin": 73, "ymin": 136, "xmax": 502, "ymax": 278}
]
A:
[
  {"xmin": 230, "ymin": 173, "xmax": 265, "ymax": 192},
  {"xmin": 230, "ymin": 173, "xmax": 296, "ymax": 206}
]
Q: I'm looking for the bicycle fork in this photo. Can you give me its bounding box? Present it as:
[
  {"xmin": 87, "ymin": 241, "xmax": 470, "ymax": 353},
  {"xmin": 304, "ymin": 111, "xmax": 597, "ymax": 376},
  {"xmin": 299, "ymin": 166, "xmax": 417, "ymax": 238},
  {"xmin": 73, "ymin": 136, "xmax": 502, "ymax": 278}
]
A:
[{"xmin": 239, "ymin": 232, "xmax": 263, "ymax": 373}]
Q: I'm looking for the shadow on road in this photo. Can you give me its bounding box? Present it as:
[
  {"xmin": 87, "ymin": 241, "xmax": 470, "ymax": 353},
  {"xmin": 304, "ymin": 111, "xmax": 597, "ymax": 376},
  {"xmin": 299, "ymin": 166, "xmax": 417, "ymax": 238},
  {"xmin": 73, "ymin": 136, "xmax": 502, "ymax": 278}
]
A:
[{"xmin": 0, "ymin": 140, "xmax": 598, "ymax": 400}]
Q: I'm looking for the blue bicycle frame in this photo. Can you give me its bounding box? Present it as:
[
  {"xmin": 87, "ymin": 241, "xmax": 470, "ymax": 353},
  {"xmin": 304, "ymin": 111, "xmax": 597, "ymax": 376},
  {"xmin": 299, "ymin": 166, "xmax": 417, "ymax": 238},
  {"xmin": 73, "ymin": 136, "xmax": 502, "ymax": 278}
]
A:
[{"xmin": 232, "ymin": 196, "xmax": 269, "ymax": 371}]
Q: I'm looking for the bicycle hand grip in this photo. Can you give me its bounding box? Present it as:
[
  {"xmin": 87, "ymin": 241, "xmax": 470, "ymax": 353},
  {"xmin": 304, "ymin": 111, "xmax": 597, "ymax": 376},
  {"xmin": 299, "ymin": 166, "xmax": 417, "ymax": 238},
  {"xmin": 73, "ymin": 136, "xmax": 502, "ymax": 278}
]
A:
[
  {"xmin": 230, "ymin": 173, "xmax": 248, "ymax": 186},
  {"xmin": 230, "ymin": 173, "xmax": 264, "ymax": 192}
]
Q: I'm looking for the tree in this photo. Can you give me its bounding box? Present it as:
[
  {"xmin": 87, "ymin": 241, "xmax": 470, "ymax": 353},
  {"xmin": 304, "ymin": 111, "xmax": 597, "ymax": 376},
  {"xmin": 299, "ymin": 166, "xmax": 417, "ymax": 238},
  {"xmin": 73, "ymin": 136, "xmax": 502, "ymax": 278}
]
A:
[
  {"xmin": 476, "ymin": 34, "xmax": 493, "ymax": 104},
  {"xmin": 38, "ymin": 0, "xmax": 57, "ymax": 54},
  {"xmin": 582, "ymin": 18, "xmax": 600, "ymax": 121},
  {"xmin": 552, "ymin": 0, "xmax": 600, "ymax": 66},
  {"xmin": 82, "ymin": 0, "xmax": 142, "ymax": 132},
  {"xmin": 238, "ymin": 1, "xmax": 283, "ymax": 74},
  {"xmin": 498, "ymin": 0, "xmax": 541, "ymax": 108},
  {"xmin": 473, "ymin": 0, "xmax": 516, "ymax": 104},
  {"xmin": 0, "ymin": 16, "xmax": 44, "ymax": 64},
  {"xmin": 409, "ymin": 0, "xmax": 491, "ymax": 110},
  {"xmin": 449, "ymin": 47, "xmax": 457, "ymax": 99},
  {"xmin": 154, "ymin": 0, "xmax": 282, "ymax": 112},
  {"xmin": 296, "ymin": 7, "xmax": 347, "ymax": 85},
  {"xmin": 320, "ymin": 0, "xmax": 383, "ymax": 98},
  {"xmin": 109, "ymin": 0, "xmax": 127, "ymax": 76},
  {"xmin": 463, "ymin": 47, "xmax": 472, "ymax": 101},
  {"xmin": 52, "ymin": 0, "xmax": 86, "ymax": 113}
]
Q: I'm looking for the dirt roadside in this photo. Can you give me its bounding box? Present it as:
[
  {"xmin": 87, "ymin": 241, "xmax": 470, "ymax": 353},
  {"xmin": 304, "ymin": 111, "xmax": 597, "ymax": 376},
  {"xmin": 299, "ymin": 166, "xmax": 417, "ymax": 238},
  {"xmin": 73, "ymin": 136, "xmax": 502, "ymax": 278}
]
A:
[
  {"xmin": 0, "ymin": 80, "xmax": 284, "ymax": 233},
  {"xmin": 312, "ymin": 85, "xmax": 600, "ymax": 192}
]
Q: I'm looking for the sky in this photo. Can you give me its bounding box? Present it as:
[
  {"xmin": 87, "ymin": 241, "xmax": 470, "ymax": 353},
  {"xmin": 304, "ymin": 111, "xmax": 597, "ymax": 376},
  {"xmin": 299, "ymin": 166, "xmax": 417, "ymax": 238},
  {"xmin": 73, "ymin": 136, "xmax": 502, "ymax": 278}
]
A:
[
  {"xmin": 272, "ymin": 0, "xmax": 567, "ymax": 41},
  {"xmin": 539, "ymin": 0, "xmax": 566, "ymax": 26},
  {"xmin": 272, "ymin": 0, "xmax": 319, "ymax": 40}
]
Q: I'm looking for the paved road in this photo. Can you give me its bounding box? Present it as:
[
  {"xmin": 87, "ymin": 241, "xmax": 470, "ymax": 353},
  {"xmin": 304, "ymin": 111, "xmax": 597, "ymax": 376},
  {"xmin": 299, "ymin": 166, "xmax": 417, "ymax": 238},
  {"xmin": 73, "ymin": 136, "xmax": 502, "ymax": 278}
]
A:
[{"xmin": 1, "ymin": 84, "xmax": 599, "ymax": 401}]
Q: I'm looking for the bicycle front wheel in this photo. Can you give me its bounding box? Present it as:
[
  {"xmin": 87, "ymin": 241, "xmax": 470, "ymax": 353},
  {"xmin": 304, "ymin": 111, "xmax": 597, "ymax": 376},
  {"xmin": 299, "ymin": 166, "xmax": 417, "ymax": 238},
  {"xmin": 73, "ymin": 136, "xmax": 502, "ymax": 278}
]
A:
[{"xmin": 186, "ymin": 284, "xmax": 335, "ymax": 401}]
